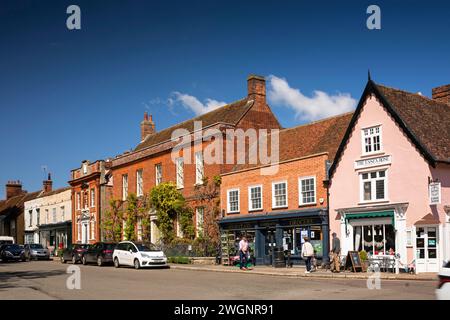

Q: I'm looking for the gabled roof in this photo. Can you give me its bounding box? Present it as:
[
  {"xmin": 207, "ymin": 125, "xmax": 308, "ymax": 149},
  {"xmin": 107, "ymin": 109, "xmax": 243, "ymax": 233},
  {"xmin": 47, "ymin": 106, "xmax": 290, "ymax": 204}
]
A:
[
  {"xmin": 0, "ymin": 191, "xmax": 42, "ymax": 217},
  {"xmin": 329, "ymin": 79, "xmax": 450, "ymax": 178},
  {"xmin": 229, "ymin": 111, "xmax": 354, "ymax": 173},
  {"xmin": 37, "ymin": 186, "xmax": 71, "ymax": 199},
  {"xmin": 134, "ymin": 98, "xmax": 254, "ymax": 151}
]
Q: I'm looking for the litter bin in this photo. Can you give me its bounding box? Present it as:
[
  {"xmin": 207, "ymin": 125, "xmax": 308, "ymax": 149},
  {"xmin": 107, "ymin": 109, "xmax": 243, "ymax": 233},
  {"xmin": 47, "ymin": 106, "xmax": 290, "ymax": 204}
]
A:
[{"xmin": 274, "ymin": 248, "xmax": 285, "ymax": 268}]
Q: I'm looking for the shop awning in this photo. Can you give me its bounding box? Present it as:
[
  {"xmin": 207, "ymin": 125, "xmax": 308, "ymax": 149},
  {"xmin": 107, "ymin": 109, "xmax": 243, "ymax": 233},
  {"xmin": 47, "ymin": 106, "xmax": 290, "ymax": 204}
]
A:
[{"xmin": 345, "ymin": 210, "xmax": 395, "ymax": 225}]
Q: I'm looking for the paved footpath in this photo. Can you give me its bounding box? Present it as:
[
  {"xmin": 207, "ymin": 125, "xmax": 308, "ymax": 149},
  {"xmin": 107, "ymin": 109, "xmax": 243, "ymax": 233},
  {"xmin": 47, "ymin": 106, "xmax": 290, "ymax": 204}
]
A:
[{"xmin": 0, "ymin": 260, "xmax": 436, "ymax": 300}]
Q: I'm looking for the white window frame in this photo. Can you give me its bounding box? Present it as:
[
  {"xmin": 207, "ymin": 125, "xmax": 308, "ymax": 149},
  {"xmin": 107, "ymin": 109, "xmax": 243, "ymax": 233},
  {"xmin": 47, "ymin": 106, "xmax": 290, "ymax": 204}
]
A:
[
  {"xmin": 76, "ymin": 192, "xmax": 81, "ymax": 210},
  {"xmin": 176, "ymin": 157, "xmax": 184, "ymax": 189},
  {"xmin": 298, "ymin": 176, "xmax": 316, "ymax": 206},
  {"xmin": 137, "ymin": 217, "xmax": 143, "ymax": 241},
  {"xmin": 77, "ymin": 221, "xmax": 81, "ymax": 241},
  {"xmin": 359, "ymin": 170, "xmax": 388, "ymax": 203},
  {"xmin": 227, "ymin": 188, "xmax": 240, "ymax": 213},
  {"xmin": 90, "ymin": 188, "xmax": 95, "ymax": 207},
  {"xmin": 361, "ymin": 125, "xmax": 383, "ymax": 155},
  {"xmin": 122, "ymin": 174, "xmax": 128, "ymax": 201},
  {"xmin": 248, "ymin": 185, "xmax": 263, "ymax": 211},
  {"xmin": 272, "ymin": 181, "xmax": 288, "ymax": 209},
  {"xmin": 136, "ymin": 169, "xmax": 144, "ymax": 197},
  {"xmin": 90, "ymin": 218, "xmax": 95, "ymax": 240},
  {"xmin": 61, "ymin": 206, "xmax": 65, "ymax": 221},
  {"xmin": 195, "ymin": 207, "xmax": 204, "ymax": 237},
  {"xmin": 155, "ymin": 163, "xmax": 162, "ymax": 186},
  {"xmin": 195, "ymin": 151, "xmax": 204, "ymax": 185}
]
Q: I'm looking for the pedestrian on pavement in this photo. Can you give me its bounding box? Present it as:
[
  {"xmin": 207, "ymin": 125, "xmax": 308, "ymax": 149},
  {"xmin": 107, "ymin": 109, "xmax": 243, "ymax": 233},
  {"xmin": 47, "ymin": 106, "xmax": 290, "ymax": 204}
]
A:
[
  {"xmin": 330, "ymin": 232, "xmax": 341, "ymax": 273},
  {"xmin": 301, "ymin": 237, "xmax": 314, "ymax": 274},
  {"xmin": 239, "ymin": 235, "xmax": 249, "ymax": 270}
]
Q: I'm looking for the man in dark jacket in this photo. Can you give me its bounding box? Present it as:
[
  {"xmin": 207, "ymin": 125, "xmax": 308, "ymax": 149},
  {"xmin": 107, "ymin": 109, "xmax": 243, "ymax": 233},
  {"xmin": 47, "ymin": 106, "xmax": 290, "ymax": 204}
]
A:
[{"xmin": 330, "ymin": 232, "xmax": 341, "ymax": 273}]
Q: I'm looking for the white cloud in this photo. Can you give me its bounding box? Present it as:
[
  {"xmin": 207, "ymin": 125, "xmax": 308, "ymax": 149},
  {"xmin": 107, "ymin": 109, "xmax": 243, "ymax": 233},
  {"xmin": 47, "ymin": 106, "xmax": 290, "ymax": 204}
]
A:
[
  {"xmin": 267, "ymin": 75, "xmax": 356, "ymax": 122},
  {"xmin": 169, "ymin": 91, "xmax": 226, "ymax": 116}
]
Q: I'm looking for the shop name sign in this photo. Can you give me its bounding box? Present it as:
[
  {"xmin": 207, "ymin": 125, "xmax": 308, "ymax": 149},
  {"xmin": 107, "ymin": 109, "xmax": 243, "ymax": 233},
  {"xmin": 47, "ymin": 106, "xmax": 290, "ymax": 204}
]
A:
[
  {"xmin": 429, "ymin": 182, "xmax": 441, "ymax": 205},
  {"xmin": 354, "ymin": 155, "xmax": 391, "ymax": 169}
]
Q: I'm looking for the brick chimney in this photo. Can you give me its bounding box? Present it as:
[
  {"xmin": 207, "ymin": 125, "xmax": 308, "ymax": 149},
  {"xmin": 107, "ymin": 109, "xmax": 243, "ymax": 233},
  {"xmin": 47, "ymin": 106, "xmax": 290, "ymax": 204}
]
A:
[
  {"xmin": 140, "ymin": 111, "xmax": 155, "ymax": 141},
  {"xmin": 5, "ymin": 180, "xmax": 24, "ymax": 199},
  {"xmin": 432, "ymin": 84, "xmax": 450, "ymax": 105},
  {"xmin": 247, "ymin": 74, "xmax": 266, "ymax": 103},
  {"xmin": 43, "ymin": 173, "xmax": 53, "ymax": 193}
]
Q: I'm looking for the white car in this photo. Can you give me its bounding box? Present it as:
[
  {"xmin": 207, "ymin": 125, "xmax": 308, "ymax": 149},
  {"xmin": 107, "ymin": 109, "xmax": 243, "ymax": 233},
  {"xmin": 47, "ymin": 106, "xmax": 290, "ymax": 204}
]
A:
[
  {"xmin": 113, "ymin": 241, "xmax": 168, "ymax": 269},
  {"xmin": 436, "ymin": 261, "xmax": 450, "ymax": 300}
]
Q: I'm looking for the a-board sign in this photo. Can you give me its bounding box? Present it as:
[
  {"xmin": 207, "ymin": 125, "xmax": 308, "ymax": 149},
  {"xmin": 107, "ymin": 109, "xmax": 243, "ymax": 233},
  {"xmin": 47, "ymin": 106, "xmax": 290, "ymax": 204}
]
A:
[{"xmin": 345, "ymin": 251, "xmax": 363, "ymax": 272}]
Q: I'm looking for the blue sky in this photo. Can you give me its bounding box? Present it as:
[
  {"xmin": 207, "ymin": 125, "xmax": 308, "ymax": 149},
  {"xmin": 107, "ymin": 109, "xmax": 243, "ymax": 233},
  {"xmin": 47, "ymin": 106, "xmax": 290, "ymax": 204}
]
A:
[{"xmin": 1, "ymin": 0, "xmax": 450, "ymax": 196}]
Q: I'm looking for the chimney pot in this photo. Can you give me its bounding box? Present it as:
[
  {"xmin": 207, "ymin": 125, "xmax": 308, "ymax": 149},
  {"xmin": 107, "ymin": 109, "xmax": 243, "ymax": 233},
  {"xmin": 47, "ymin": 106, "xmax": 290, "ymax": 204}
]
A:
[
  {"xmin": 5, "ymin": 180, "xmax": 24, "ymax": 199},
  {"xmin": 432, "ymin": 84, "xmax": 450, "ymax": 105},
  {"xmin": 140, "ymin": 113, "xmax": 155, "ymax": 141}
]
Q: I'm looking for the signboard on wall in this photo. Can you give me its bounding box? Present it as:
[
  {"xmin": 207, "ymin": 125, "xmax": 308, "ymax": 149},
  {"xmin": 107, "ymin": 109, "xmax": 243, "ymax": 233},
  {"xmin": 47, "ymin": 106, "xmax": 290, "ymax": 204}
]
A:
[
  {"xmin": 429, "ymin": 182, "xmax": 441, "ymax": 205},
  {"xmin": 354, "ymin": 155, "xmax": 391, "ymax": 169}
]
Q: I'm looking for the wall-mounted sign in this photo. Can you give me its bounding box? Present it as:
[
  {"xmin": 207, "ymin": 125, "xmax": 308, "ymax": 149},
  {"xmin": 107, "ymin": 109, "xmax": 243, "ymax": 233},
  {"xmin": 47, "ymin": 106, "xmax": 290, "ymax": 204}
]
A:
[
  {"xmin": 429, "ymin": 182, "xmax": 441, "ymax": 205},
  {"xmin": 354, "ymin": 155, "xmax": 391, "ymax": 169}
]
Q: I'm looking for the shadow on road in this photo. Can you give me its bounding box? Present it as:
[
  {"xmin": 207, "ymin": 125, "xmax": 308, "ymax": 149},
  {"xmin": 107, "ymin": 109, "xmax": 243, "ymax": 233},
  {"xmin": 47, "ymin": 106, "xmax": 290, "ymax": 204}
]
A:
[{"xmin": 0, "ymin": 268, "xmax": 65, "ymax": 291}]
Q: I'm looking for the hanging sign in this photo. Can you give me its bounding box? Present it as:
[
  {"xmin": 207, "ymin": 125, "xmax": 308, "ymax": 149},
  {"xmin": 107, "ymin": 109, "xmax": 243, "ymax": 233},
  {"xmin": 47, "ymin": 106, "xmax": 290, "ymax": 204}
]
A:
[{"xmin": 429, "ymin": 182, "xmax": 441, "ymax": 205}]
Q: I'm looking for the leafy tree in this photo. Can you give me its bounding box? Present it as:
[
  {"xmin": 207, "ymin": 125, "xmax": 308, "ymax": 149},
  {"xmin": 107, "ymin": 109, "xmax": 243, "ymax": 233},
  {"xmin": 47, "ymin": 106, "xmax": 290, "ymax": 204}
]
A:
[
  {"xmin": 150, "ymin": 182, "xmax": 187, "ymax": 243},
  {"xmin": 124, "ymin": 193, "xmax": 139, "ymax": 241},
  {"xmin": 101, "ymin": 199, "xmax": 124, "ymax": 242}
]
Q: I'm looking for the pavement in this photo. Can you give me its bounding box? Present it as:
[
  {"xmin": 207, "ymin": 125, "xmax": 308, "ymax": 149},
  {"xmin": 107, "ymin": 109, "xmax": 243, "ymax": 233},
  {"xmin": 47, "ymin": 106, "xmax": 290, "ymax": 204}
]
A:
[
  {"xmin": 169, "ymin": 263, "xmax": 438, "ymax": 281},
  {"xmin": 0, "ymin": 259, "xmax": 437, "ymax": 300}
]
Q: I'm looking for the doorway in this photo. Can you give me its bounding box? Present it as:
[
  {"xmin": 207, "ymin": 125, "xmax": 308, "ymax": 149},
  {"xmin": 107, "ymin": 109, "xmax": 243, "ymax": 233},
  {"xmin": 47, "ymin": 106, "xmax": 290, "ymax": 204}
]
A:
[{"xmin": 416, "ymin": 226, "xmax": 439, "ymax": 273}]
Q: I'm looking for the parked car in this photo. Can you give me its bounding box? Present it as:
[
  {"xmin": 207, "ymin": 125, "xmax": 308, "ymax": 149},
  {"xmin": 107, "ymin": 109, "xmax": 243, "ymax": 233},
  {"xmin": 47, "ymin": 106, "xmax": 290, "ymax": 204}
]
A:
[
  {"xmin": 0, "ymin": 236, "xmax": 15, "ymax": 245},
  {"xmin": 0, "ymin": 244, "xmax": 25, "ymax": 262},
  {"xmin": 113, "ymin": 241, "xmax": 168, "ymax": 269},
  {"xmin": 82, "ymin": 242, "xmax": 117, "ymax": 266},
  {"xmin": 60, "ymin": 244, "xmax": 90, "ymax": 264},
  {"xmin": 23, "ymin": 244, "xmax": 50, "ymax": 261},
  {"xmin": 436, "ymin": 260, "xmax": 450, "ymax": 300}
]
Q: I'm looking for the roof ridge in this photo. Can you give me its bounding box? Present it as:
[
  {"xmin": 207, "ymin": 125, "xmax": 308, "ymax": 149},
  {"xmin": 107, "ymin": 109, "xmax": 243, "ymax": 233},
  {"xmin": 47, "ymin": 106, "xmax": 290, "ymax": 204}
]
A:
[
  {"xmin": 140, "ymin": 97, "xmax": 249, "ymax": 145},
  {"xmin": 279, "ymin": 111, "xmax": 354, "ymax": 133}
]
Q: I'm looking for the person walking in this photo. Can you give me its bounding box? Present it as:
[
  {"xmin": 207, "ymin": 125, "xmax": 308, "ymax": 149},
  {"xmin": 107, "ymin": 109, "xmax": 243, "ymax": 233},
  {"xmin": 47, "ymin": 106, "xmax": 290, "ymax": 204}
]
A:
[
  {"xmin": 330, "ymin": 232, "xmax": 341, "ymax": 273},
  {"xmin": 239, "ymin": 236, "xmax": 249, "ymax": 270},
  {"xmin": 301, "ymin": 237, "xmax": 314, "ymax": 274}
]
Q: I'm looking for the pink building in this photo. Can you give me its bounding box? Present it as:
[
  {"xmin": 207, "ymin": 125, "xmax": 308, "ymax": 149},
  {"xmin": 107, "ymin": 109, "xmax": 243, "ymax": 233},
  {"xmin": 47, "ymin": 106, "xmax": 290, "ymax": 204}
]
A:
[{"xmin": 329, "ymin": 79, "xmax": 450, "ymax": 273}]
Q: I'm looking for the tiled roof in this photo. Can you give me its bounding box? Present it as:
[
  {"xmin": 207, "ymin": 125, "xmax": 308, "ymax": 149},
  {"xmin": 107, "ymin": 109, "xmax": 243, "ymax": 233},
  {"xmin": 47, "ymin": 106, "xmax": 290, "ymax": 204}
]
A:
[
  {"xmin": 134, "ymin": 99, "xmax": 253, "ymax": 151},
  {"xmin": 375, "ymin": 84, "xmax": 450, "ymax": 163},
  {"xmin": 0, "ymin": 191, "xmax": 41, "ymax": 216},
  {"xmin": 37, "ymin": 186, "xmax": 71, "ymax": 199},
  {"xmin": 230, "ymin": 111, "xmax": 354, "ymax": 172}
]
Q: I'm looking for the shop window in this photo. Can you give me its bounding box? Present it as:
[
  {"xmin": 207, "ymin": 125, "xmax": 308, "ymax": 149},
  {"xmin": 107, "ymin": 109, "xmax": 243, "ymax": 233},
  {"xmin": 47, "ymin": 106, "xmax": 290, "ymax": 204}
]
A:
[
  {"xmin": 353, "ymin": 223, "xmax": 395, "ymax": 255},
  {"xmin": 360, "ymin": 170, "xmax": 386, "ymax": 202},
  {"xmin": 362, "ymin": 125, "xmax": 382, "ymax": 155},
  {"xmin": 248, "ymin": 185, "xmax": 262, "ymax": 211},
  {"xmin": 227, "ymin": 189, "xmax": 240, "ymax": 213},
  {"xmin": 272, "ymin": 181, "xmax": 287, "ymax": 208},
  {"xmin": 299, "ymin": 176, "xmax": 316, "ymax": 205}
]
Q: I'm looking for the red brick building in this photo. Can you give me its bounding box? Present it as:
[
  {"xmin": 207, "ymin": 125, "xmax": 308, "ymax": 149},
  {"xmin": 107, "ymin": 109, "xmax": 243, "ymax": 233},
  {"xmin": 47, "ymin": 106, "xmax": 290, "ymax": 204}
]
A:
[
  {"xmin": 219, "ymin": 112, "xmax": 353, "ymax": 265},
  {"xmin": 110, "ymin": 75, "xmax": 281, "ymax": 243},
  {"xmin": 69, "ymin": 160, "xmax": 113, "ymax": 244}
]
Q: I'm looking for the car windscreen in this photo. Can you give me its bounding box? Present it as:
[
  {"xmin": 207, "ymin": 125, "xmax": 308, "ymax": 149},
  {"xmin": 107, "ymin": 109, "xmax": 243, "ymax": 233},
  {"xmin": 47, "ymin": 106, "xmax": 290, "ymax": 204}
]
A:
[
  {"xmin": 30, "ymin": 244, "xmax": 43, "ymax": 249},
  {"xmin": 104, "ymin": 243, "xmax": 116, "ymax": 250},
  {"xmin": 136, "ymin": 244, "xmax": 159, "ymax": 252},
  {"xmin": 4, "ymin": 244, "xmax": 21, "ymax": 250}
]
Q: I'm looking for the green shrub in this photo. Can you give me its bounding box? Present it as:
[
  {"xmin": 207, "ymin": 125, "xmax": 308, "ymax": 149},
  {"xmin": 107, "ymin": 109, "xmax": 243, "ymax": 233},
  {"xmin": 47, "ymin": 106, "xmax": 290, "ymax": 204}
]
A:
[
  {"xmin": 359, "ymin": 250, "xmax": 368, "ymax": 262},
  {"xmin": 168, "ymin": 256, "xmax": 190, "ymax": 264}
]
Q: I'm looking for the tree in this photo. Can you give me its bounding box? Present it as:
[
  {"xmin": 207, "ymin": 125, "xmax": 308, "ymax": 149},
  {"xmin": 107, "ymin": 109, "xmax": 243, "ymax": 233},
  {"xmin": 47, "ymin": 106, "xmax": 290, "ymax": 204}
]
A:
[
  {"xmin": 123, "ymin": 193, "xmax": 139, "ymax": 241},
  {"xmin": 149, "ymin": 182, "xmax": 190, "ymax": 243},
  {"xmin": 193, "ymin": 175, "xmax": 221, "ymax": 245},
  {"xmin": 101, "ymin": 199, "xmax": 124, "ymax": 242}
]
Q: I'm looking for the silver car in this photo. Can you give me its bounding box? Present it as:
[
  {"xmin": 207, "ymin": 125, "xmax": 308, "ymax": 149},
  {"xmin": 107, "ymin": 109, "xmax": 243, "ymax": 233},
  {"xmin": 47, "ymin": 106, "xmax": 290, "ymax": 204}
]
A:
[{"xmin": 24, "ymin": 244, "xmax": 50, "ymax": 261}]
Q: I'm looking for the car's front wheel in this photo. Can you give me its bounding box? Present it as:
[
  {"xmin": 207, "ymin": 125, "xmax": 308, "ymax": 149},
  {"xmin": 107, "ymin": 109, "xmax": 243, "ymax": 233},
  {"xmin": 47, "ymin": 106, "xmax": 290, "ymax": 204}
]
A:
[
  {"xmin": 114, "ymin": 257, "xmax": 120, "ymax": 268},
  {"xmin": 134, "ymin": 259, "xmax": 140, "ymax": 270}
]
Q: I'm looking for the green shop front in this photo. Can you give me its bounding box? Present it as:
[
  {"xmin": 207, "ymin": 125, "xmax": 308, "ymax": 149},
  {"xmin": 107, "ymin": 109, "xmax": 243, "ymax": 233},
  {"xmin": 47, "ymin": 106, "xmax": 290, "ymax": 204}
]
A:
[{"xmin": 219, "ymin": 209, "xmax": 330, "ymax": 266}]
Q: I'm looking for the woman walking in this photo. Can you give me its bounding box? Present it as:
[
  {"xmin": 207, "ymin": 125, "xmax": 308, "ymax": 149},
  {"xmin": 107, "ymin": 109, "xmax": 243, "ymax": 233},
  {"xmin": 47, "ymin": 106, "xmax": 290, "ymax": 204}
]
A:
[{"xmin": 301, "ymin": 237, "xmax": 314, "ymax": 274}]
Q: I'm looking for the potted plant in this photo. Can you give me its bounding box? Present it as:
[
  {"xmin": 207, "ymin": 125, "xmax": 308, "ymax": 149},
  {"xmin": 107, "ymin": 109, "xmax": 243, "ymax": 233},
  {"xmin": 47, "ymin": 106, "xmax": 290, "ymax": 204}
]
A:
[{"xmin": 359, "ymin": 250, "xmax": 369, "ymax": 271}]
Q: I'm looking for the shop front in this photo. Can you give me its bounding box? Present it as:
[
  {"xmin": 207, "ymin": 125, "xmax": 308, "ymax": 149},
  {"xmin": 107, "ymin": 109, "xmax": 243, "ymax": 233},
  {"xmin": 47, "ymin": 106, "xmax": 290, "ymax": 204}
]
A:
[
  {"xmin": 219, "ymin": 209, "xmax": 329, "ymax": 266},
  {"xmin": 38, "ymin": 221, "xmax": 72, "ymax": 254}
]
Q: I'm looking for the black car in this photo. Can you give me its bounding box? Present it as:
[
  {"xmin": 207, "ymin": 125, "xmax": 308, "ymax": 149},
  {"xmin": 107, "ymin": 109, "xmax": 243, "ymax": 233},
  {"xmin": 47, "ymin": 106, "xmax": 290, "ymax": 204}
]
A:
[
  {"xmin": 82, "ymin": 242, "xmax": 117, "ymax": 266},
  {"xmin": 0, "ymin": 244, "xmax": 25, "ymax": 262},
  {"xmin": 60, "ymin": 244, "xmax": 90, "ymax": 264}
]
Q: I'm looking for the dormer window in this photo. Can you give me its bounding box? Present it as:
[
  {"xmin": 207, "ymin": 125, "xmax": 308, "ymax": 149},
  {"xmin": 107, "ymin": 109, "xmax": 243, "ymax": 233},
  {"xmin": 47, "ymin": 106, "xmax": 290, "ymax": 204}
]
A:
[{"xmin": 362, "ymin": 125, "xmax": 382, "ymax": 155}]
